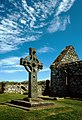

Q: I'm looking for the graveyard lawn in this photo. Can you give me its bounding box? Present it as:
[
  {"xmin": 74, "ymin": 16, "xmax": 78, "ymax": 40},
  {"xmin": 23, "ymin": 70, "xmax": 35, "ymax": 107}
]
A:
[{"xmin": 0, "ymin": 94, "xmax": 82, "ymax": 120}]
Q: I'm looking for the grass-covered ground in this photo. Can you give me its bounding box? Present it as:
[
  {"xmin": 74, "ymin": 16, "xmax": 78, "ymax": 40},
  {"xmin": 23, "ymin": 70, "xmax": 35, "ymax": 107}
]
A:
[{"xmin": 0, "ymin": 93, "xmax": 82, "ymax": 120}]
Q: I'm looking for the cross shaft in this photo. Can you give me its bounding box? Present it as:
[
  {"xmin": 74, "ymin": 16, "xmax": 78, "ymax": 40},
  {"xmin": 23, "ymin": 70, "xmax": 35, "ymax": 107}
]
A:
[{"xmin": 20, "ymin": 48, "xmax": 43, "ymax": 98}]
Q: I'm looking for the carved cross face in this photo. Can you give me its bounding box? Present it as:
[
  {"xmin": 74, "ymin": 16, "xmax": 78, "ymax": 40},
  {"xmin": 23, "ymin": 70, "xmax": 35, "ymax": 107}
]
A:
[
  {"xmin": 20, "ymin": 48, "xmax": 43, "ymax": 98},
  {"xmin": 20, "ymin": 48, "xmax": 43, "ymax": 73}
]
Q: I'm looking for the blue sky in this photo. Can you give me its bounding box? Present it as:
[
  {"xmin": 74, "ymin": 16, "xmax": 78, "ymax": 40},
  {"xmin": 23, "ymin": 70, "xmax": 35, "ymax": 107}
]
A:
[{"xmin": 0, "ymin": 0, "xmax": 82, "ymax": 82}]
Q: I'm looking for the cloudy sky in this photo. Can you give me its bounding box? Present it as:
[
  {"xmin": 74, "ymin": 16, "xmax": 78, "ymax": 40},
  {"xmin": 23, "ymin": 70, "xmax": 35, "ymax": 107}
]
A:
[{"xmin": 0, "ymin": 0, "xmax": 82, "ymax": 82}]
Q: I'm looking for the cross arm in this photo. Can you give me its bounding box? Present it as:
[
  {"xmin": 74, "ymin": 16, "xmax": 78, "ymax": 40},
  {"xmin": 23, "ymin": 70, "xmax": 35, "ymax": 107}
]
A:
[
  {"xmin": 38, "ymin": 63, "xmax": 43, "ymax": 70},
  {"xmin": 35, "ymin": 57, "xmax": 43, "ymax": 70},
  {"xmin": 20, "ymin": 58, "xmax": 32, "ymax": 72}
]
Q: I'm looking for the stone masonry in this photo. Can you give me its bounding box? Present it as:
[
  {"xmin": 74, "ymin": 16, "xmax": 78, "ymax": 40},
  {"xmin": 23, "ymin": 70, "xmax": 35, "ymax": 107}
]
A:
[{"xmin": 50, "ymin": 45, "xmax": 82, "ymax": 97}]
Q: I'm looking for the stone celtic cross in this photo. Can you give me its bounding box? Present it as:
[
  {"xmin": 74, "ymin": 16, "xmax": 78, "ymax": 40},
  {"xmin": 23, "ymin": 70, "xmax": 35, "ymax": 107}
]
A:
[{"xmin": 20, "ymin": 48, "xmax": 43, "ymax": 98}]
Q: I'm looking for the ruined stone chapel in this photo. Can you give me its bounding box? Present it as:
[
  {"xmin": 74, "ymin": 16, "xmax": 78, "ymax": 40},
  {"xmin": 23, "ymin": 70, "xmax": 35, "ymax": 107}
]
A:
[{"xmin": 50, "ymin": 45, "xmax": 82, "ymax": 97}]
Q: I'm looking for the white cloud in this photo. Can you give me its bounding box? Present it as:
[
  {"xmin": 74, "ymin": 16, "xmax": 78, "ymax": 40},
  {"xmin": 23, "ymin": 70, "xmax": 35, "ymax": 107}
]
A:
[
  {"xmin": 0, "ymin": 51, "xmax": 32, "ymax": 68},
  {"xmin": 0, "ymin": 52, "xmax": 32, "ymax": 68},
  {"xmin": 0, "ymin": 0, "xmax": 76, "ymax": 53},
  {"xmin": 0, "ymin": 69, "xmax": 25, "ymax": 73},
  {"xmin": 48, "ymin": 16, "xmax": 70, "ymax": 33},
  {"xmin": 56, "ymin": 0, "xmax": 76, "ymax": 16},
  {"xmin": 0, "ymin": 67, "xmax": 50, "ymax": 74},
  {"xmin": 20, "ymin": 19, "xmax": 26, "ymax": 24},
  {"xmin": 37, "ymin": 46, "xmax": 54, "ymax": 53},
  {"xmin": 0, "ymin": 56, "xmax": 25, "ymax": 74},
  {"xmin": 0, "ymin": 57, "xmax": 20, "ymax": 66},
  {"xmin": 29, "ymin": 6, "xmax": 35, "ymax": 13},
  {"xmin": 0, "ymin": 43, "xmax": 18, "ymax": 53},
  {"xmin": 0, "ymin": 56, "xmax": 50, "ymax": 74}
]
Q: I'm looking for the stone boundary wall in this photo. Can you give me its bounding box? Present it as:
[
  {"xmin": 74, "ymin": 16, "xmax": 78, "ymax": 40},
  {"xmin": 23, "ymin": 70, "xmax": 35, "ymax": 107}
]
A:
[
  {"xmin": 0, "ymin": 81, "xmax": 48, "ymax": 96},
  {"xmin": 4, "ymin": 84, "xmax": 28, "ymax": 94}
]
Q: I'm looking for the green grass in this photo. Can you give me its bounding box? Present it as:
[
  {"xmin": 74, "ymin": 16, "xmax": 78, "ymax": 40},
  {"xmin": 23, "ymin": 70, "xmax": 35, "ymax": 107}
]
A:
[
  {"xmin": 0, "ymin": 94, "xmax": 82, "ymax": 120},
  {"xmin": 0, "ymin": 93, "xmax": 27, "ymax": 102}
]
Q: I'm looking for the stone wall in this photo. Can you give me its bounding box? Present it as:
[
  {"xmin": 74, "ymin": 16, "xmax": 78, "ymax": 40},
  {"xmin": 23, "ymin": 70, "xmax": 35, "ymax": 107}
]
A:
[
  {"xmin": 38, "ymin": 80, "xmax": 50, "ymax": 96},
  {"xmin": 60, "ymin": 46, "xmax": 79, "ymax": 64},
  {"xmin": 51, "ymin": 46, "xmax": 79, "ymax": 68},
  {"xmin": 50, "ymin": 61, "xmax": 82, "ymax": 97},
  {"xmin": 51, "ymin": 67, "xmax": 67, "ymax": 97},
  {"xmin": 4, "ymin": 84, "xmax": 28, "ymax": 94},
  {"xmin": 64, "ymin": 61, "xmax": 82, "ymax": 97},
  {"xmin": 0, "ymin": 81, "xmax": 46, "ymax": 96}
]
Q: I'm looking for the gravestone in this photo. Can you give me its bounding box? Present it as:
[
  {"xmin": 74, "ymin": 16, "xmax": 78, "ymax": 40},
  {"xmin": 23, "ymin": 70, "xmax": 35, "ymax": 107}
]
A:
[{"xmin": 20, "ymin": 48, "xmax": 43, "ymax": 98}]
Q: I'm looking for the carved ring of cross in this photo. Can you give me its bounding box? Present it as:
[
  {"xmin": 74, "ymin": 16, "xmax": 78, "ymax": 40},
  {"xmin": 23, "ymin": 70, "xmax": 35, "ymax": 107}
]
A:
[{"xmin": 22, "ymin": 55, "xmax": 42, "ymax": 73}]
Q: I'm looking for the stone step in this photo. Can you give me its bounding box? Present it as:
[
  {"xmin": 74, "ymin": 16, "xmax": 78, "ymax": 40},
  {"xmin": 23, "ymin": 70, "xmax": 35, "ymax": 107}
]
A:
[
  {"xmin": 11, "ymin": 99, "xmax": 54, "ymax": 107},
  {"xmin": 11, "ymin": 100, "xmax": 31, "ymax": 107},
  {"xmin": 5, "ymin": 101, "xmax": 55, "ymax": 111},
  {"xmin": 2, "ymin": 99, "xmax": 55, "ymax": 111},
  {"xmin": 38, "ymin": 96, "xmax": 58, "ymax": 100},
  {"xmin": 5, "ymin": 102, "xmax": 30, "ymax": 111}
]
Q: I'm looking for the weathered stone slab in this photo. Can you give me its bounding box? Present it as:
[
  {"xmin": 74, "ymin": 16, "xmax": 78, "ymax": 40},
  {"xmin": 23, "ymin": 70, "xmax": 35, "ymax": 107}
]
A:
[{"xmin": 4, "ymin": 99, "xmax": 54, "ymax": 110}]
